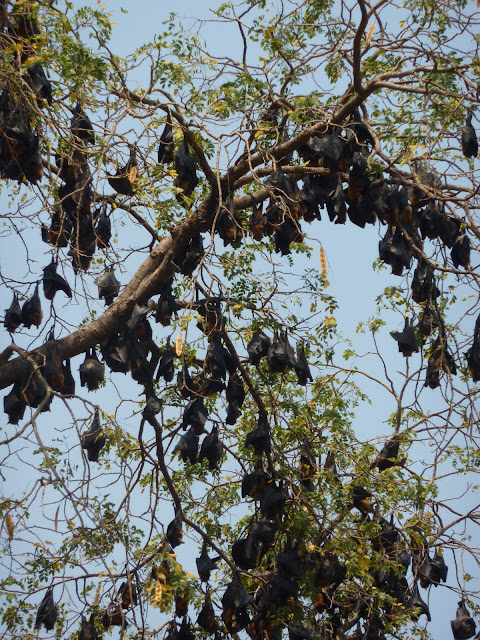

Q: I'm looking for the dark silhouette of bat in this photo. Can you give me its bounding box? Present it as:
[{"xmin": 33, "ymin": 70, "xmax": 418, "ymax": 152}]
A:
[
  {"xmin": 259, "ymin": 480, "xmax": 287, "ymax": 520},
  {"xmin": 197, "ymin": 588, "xmax": 216, "ymax": 633},
  {"xmin": 71, "ymin": 103, "xmax": 95, "ymax": 144},
  {"xmin": 166, "ymin": 510, "xmax": 183, "ymax": 547},
  {"xmin": 199, "ymin": 426, "xmax": 223, "ymax": 470},
  {"xmin": 175, "ymin": 594, "xmax": 189, "ymax": 618},
  {"xmin": 196, "ymin": 541, "xmax": 219, "ymax": 582},
  {"xmin": 241, "ymin": 467, "xmax": 269, "ymax": 500},
  {"xmin": 232, "ymin": 531, "xmax": 262, "ymax": 570},
  {"xmin": 24, "ymin": 63, "xmax": 52, "ymax": 105},
  {"xmin": 419, "ymin": 550, "xmax": 448, "ymax": 588},
  {"xmin": 299, "ymin": 442, "xmax": 316, "ymax": 491},
  {"xmin": 176, "ymin": 363, "xmax": 196, "ymax": 399},
  {"xmin": 391, "ymin": 317, "xmax": 419, "ymax": 357},
  {"xmin": 4, "ymin": 293, "xmax": 22, "ymax": 332},
  {"xmin": 142, "ymin": 386, "xmax": 163, "ymax": 425},
  {"xmin": 466, "ymin": 314, "xmax": 480, "ymax": 382},
  {"xmin": 221, "ymin": 573, "xmax": 253, "ymax": 633},
  {"xmin": 118, "ymin": 578, "xmax": 137, "ymax": 609},
  {"xmin": 102, "ymin": 604, "xmax": 125, "ymax": 629},
  {"xmin": 217, "ymin": 195, "xmax": 240, "ymax": 247},
  {"xmin": 42, "ymin": 261, "xmax": 72, "ymax": 300},
  {"xmin": 44, "ymin": 343, "xmax": 65, "ymax": 391},
  {"xmin": 95, "ymin": 268, "xmax": 120, "ymax": 305},
  {"xmin": 351, "ymin": 484, "xmax": 374, "ymax": 515},
  {"xmin": 4, "ymin": 385, "xmax": 26, "ymax": 424},
  {"xmin": 411, "ymin": 258, "xmax": 439, "ymax": 303},
  {"xmin": 378, "ymin": 227, "xmax": 411, "ymax": 276},
  {"xmin": 155, "ymin": 285, "xmax": 177, "ymax": 326},
  {"xmin": 81, "ymin": 408, "xmax": 106, "ymax": 462},
  {"xmin": 127, "ymin": 304, "xmax": 152, "ymax": 344},
  {"xmin": 206, "ymin": 337, "xmax": 235, "ymax": 379},
  {"xmin": 313, "ymin": 552, "xmax": 346, "ymax": 589},
  {"xmin": 157, "ymin": 111, "xmax": 174, "ymax": 164},
  {"xmin": 108, "ymin": 146, "xmax": 137, "ymax": 195},
  {"xmin": 451, "ymin": 600, "xmax": 477, "ymax": 639},
  {"xmin": 35, "ymin": 587, "xmax": 57, "ymax": 631},
  {"xmin": 78, "ymin": 614, "xmax": 99, "ymax": 640},
  {"xmin": 21, "ymin": 283, "xmax": 42, "ymax": 328},
  {"xmin": 461, "ymin": 110, "xmax": 478, "ymax": 159},
  {"xmin": 60, "ymin": 359, "xmax": 76, "ymax": 396},
  {"xmin": 373, "ymin": 434, "xmax": 401, "ymax": 472},
  {"xmin": 267, "ymin": 330, "xmax": 295, "ymax": 373},
  {"xmin": 294, "ymin": 342, "xmax": 313, "ymax": 385},
  {"xmin": 95, "ymin": 205, "xmax": 111, "ymax": 249},
  {"xmin": 274, "ymin": 216, "xmax": 302, "ymax": 255},
  {"xmin": 157, "ymin": 339, "xmax": 175, "ymax": 382},
  {"xmin": 173, "ymin": 428, "xmax": 199, "ymax": 464},
  {"xmin": 182, "ymin": 397, "xmax": 208, "ymax": 434},
  {"xmin": 226, "ymin": 372, "xmax": 245, "ymax": 406},
  {"xmin": 346, "ymin": 108, "xmax": 374, "ymax": 150},
  {"xmin": 408, "ymin": 582, "xmax": 431, "ymax": 621},
  {"xmin": 174, "ymin": 137, "xmax": 198, "ymax": 202},
  {"xmin": 174, "ymin": 233, "xmax": 204, "ymax": 275},
  {"xmin": 245, "ymin": 416, "xmax": 271, "ymax": 455},
  {"xmin": 79, "ymin": 349, "xmax": 105, "ymax": 390},
  {"xmin": 277, "ymin": 540, "xmax": 302, "ymax": 578},
  {"xmin": 451, "ymin": 230, "xmax": 471, "ymax": 269},
  {"xmin": 249, "ymin": 204, "xmax": 265, "ymax": 240},
  {"xmin": 247, "ymin": 329, "xmax": 271, "ymax": 365}
]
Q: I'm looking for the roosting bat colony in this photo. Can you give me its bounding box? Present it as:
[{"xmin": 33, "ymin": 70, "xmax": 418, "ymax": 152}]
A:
[{"xmin": 1, "ymin": 1, "xmax": 480, "ymax": 640}]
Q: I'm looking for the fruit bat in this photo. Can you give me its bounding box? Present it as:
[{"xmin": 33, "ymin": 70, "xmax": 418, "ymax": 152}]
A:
[
  {"xmin": 374, "ymin": 434, "xmax": 401, "ymax": 471},
  {"xmin": 157, "ymin": 339, "xmax": 175, "ymax": 382},
  {"xmin": 313, "ymin": 552, "xmax": 346, "ymax": 589},
  {"xmin": 226, "ymin": 372, "xmax": 245, "ymax": 407},
  {"xmin": 326, "ymin": 174, "xmax": 348, "ymax": 224},
  {"xmin": 348, "ymin": 150, "xmax": 370, "ymax": 201},
  {"xmin": 102, "ymin": 604, "xmax": 125, "ymax": 629},
  {"xmin": 408, "ymin": 582, "xmax": 431, "ymax": 621},
  {"xmin": 391, "ymin": 317, "xmax": 419, "ymax": 357},
  {"xmin": 351, "ymin": 484, "xmax": 374, "ymax": 514},
  {"xmin": 17, "ymin": 361, "xmax": 47, "ymax": 408},
  {"xmin": 174, "ymin": 137, "xmax": 198, "ymax": 202},
  {"xmin": 158, "ymin": 112, "xmax": 174, "ymax": 164},
  {"xmin": 438, "ymin": 214, "xmax": 461, "ymax": 248},
  {"xmin": 241, "ymin": 468, "xmax": 269, "ymax": 500},
  {"xmin": 129, "ymin": 337, "xmax": 152, "ymax": 385},
  {"xmin": 200, "ymin": 426, "xmax": 223, "ymax": 470},
  {"xmin": 378, "ymin": 227, "xmax": 412, "ymax": 276},
  {"xmin": 24, "ymin": 63, "xmax": 52, "ymax": 105},
  {"xmin": 424, "ymin": 355, "xmax": 440, "ymax": 389},
  {"xmin": 95, "ymin": 268, "xmax": 120, "ymax": 306},
  {"xmin": 108, "ymin": 146, "xmax": 137, "ymax": 195},
  {"xmin": 79, "ymin": 349, "xmax": 105, "ymax": 390},
  {"xmin": 175, "ymin": 594, "xmax": 189, "ymax": 618},
  {"xmin": 44, "ymin": 344, "xmax": 65, "ymax": 391},
  {"xmin": 42, "ymin": 261, "xmax": 72, "ymax": 301},
  {"xmin": 167, "ymin": 510, "xmax": 183, "ymax": 548},
  {"xmin": 41, "ymin": 207, "xmax": 72, "ymax": 248},
  {"xmin": 410, "ymin": 159, "xmax": 440, "ymax": 206},
  {"xmin": 461, "ymin": 111, "xmax": 478, "ymax": 159},
  {"xmin": 221, "ymin": 574, "xmax": 252, "ymax": 633},
  {"xmin": 0, "ymin": 105, "xmax": 43, "ymax": 184},
  {"xmin": 411, "ymin": 258, "xmax": 439, "ymax": 303},
  {"xmin": 385, "ymin": 184, "xmax": 412, "ymax": 226},
  {"xmin": 4, "ymin": 293, "xmax": 22, "ymax": 332},
  {"xmin": 466, "ymin": 314, "xmax": 480, "ymax": 382},
  {"xmin": 78, "ymin": 614, "xmax": 99, "ymax": 640},
  {"xmin": 249, "ymin": 204, "xmax": 265, "ymax": 240},
  {"xmin": 267, "ymin": 330, "xmax": 295, "ymax": 373},
  {"xmin": 451, "ymin": 230, "xmax": 471, "ymax": 269},
  {"xmin": 206, "ymin": 337, "xmax": 235, "ymax": 379},
  {"xmin": 232, "ymin": 532, "xmax": 262, "ymax": 570},
  {"xmin": 226, "ymin": 401, "xmax": 242, "ymax": 425},
  {"xmin": 288, "ymin": 625, "xmax": 313, "ymax": 640},
  {"xmin": 250, "ymin": 519, "xmax": 277, "ymax": 548},
  {"xmin": 177, "ymin": 617, "xmax": 194, "ymax": 640},
  {"xmin": 35, "ymin": 587, "xmax": 58, "ymax": 631},
  {"xmin": 176, "ymin": 364, "xmax": 196, "ymax": 399},
  {"xmin": 71, "ymin": 104, "xmax": 95, "ymax": 144},
  {"xmin": 298, "ymin": 177, "xmax": 321, "ymax": 223},
  {"xmin": 196, "ymin": 541, "xmax": 219, "ymax": 582},
  {"xmin": 274, "ymin": 216, "xmax": 302, "ymax": 255},
  {"xmin": 264, "ymin": 170, "xmax": 299, "ymax": 216},
  {"xmin": 259, "ymin": 103, "xmax": 279, "ymax": 126},
  {"xmin": 451, "ymin": 600, "xmax": 477, "ymax": 639},
  {"xmin": 419, "ymin": 550, "xmax": 448, "ymax": 587},
  {"xmin": 299, "ymin": 442, "xmax": 316, "ymax": 491},
  {"xmin": 95, "ymin": 207, "xmax": 111, "ymax": 249},
  {"xmin": 100, "ymin": 332, "xmax": 130, "ymax": 374},
  {"xmin": 245, "ymin": 416, "xmax": 271, "ymax": 455},
  {"xmin": 259, "ymin": 480, "xmax": 287, "ymax": 520},
  {"xmin": 247, "ymin": 330, "xmax": 271, "ymax": 365},
  {"xmin": 182, "ymin": 397, "xmax": 208, "ymax": 434},
  {"xmin": 156, "ymin": 285, "xmax": 177, "ymax": 326},
  {"xmin": 4, "ymin": 385, "xmax": 26, "ymax": 424},
  {"xmin": 269, "ymin": 573, "xmax": 299, "ymax": 604},
  {"xmin": 81, "ymin": 408, "xmax": 106, "ymax": 462},
  {"xmin": 61, "ymin": 359, "xmax": 76, "ymax": 396},
  {"xmin": 294, "ymin": 342, "xmax": 313, "ymax": 385},
  {"xmin": 142, "ymin": 387, "xmax": 163, "ymax": 425},
  {"xmin": 217, "ymin": 196, "xmax": 240, "ymax": 247},
  {"xmin": 173, "ymin": 234, "xmax": 205, "ymax": 276},
  {"xmin": 173, "ymin": 428, "xmax": 199, "ymax": 464},
  {"xmin": 417, "ymin": 305, "xmax": 437, "ymax": 343},
  {"xmin": 21, "ymin": 284, "xmax": 42, "ymax": 328},
  {"xmin": 118, "ymin": 578, "xmax": 137, "ymax": 609},
  {"xmin": 277, "ymin": 541, "xmax": 302, "ymax": 578},
  {"xmin": 127, "ymin": 304, "xmax": 152, "ymax": 344},
  {"xmin": 197, "ymin": 297, "xmax": 225, "ymax": 335},
  {"xmin": 197, "ymin": 588, "xmax": 216, "ymax": 633},
  {"xmin": 324, "ymin": 451, "xmax": 340, "ymax": 480},
  {"xmin": 196, "ymin": 375, "xmax": 225, "ymax": 397},
  {"xmin": 346, "ymin": 108, "xmax": 374, "ymax": 150}
]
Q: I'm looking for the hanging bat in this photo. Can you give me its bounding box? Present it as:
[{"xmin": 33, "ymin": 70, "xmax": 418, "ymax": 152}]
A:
[
  {"xmin": 176, "ymin": 364, "xmax": 196, "ymax": 399},
  {"xmin": 259, "ymin": 480, "xmax": 288, "ymax": 520},
  {"xmin": 411, "ymin": 258, "xmax": 439, "ymax": 303},
  {"xmin": 274, "ymin": 216, "xmax": 302, "ymax": 255},
  {"xmin": 142, "ymin": 387, "xmax": 163, "ymax": 425},
  {"xmin": 451, "ymin": 600, "xmax": 477, "ymax": 639},
  {"xmin": 107, "ymin": 146, "xmax": 138, "ymax": 195},
  {"xmin": 196, "ymin": 541, "xmax": 219, "ymax": 582},
  {"xmin": 95, "ymin": 205, "xmax": 111, "ymax": 249},
  {"xmin": 157, "ymin": 339, "xmax": 175, "ymax": 382},
  {"xmin": 267, "ymin": 330, "xmax": 295, "ymax": 373},
  {"xmin": 408, "ymin": 582, "xmax": 431, "ymax": 621},
  {"xmin": 44, "ymin": 343, "xmax": 65, "ymax": 391},
  {"xmin": 299, "ymin": 442, "xmax": 316, "ymax": 491},
  {"xmin": 35, "ymin": 587, "xmax": 58, "ymax": 631},
  {"xmin": 4, "ymin": 385, "xmax": 26, "ymax": 425},
  {"xmin": 60, "ymin": 359, "xmax": 76, "ymax": 396},
  {"xmin": 79, "ymin": 349, "xmax": 105, "ymax": 390},
  {"xmin": 21, "ymin": 283, "xmax": 42, "ymax": 328},
  {"xmin": 71, "ymin": 103, "xmax": 95, "ymax": 144},
  {"xmin": 391, "ymin": 317, "xmax": 419, "ymax": 357},
  {"xmin": 102, "ymin": 604, "xmax": 126, "ymax": 629},
  {"xmin": 166, "ymin": 510, "xmax": 183, "ymax": 548},
  {"xmin": 78, "ymin": 614, "xmax": 99, "ymax": 640},
  {"xmin": 118, "ymin": 578, "xmax": 137, "ymax": 609},
  {"xmin": 313, "ymin": 552, "xmax": 346, "ymax": 589},
  {"xmin": 182, "ymin": 397, "xmax": 208, "ymax": 434},
  {"xmin": 451, "ymin": 230, "xmax": 471, "ymax": 269},
  {"xmin": 249, "ymin": 204, "xmax": 265, "ymax": 240},
  {"xmin": 42, "ymin": 261, "xmax": 72, "ymax": 301},
  {"xmin": 245, "ymin": 418, "xmax": 271, "ymax": 456},
  {"xmin": 155, "ymin": 284, "xmax": 177, "ymax": 326},
  {"xmin": 157, "ymin": 111, "xmax": 174, "ymax": 164},
  {"xmin": 351, "ymin": 484, "xmax": 374, "ymax": 515},
  {"xmin": 205, "ymin": 337, "xmax": 235, "ymax": 379},
  {"xmin": 373, "ymin": 434, "xmax": 401, "ymax": 472},
  {"xmin": 277, "ymin": 540, "xmax": 302, "ymax": 578},
  {"xmin": 199, "ymin": 426, "xmax": 223, "ymax": 470},
  {"xmin": 461, "ymin": 110, "xmax": 478, "ymax": 159},
  {"xmin": 173, "ymin": 428, "xmax": 199, "ymax": 464},
  {"xmin": 226, "ymin": 372, "xmax": 245, "ymax": 407},
  {"xmin": 221, "ymin": 574, "xmax": 252, "ymax": 634},
  {"xmin": 95, "ymin": 268, "xmax": 120, "ymax": 305},
  {"xmin": 24, "ymin": 63, "xmax": 52, "ymax": 105},
  {"xmin": 232, "ymin": 533, "xmax": 262, "ymax": 570},
  {"xmin": 174, "ymin": 137, "xmax": 198, "ymax": 202},
  {"xmin": 175, "ymin": 233, "xmax": 204, "ymax": 276},
  {"xmin": 4, "ymin": 293, "xmax": 22, "ymax": 332},
  {"xmin": 241, "ymin": 467, "xmax": 269, "ymax": 500},
  {"xmin": 466, "ymin": 314, "xmax": 480, "ymax": 382},
  {"xmin": 247, "ymin": 329, "xmax": 271, "ymax": 365},
  {"xmin": 81, "ymin": 408, "xmax": 106, "ymax": 462},
  {"xmin": 294, "ymin": 342, "xmax": 313, "ymax": 385},
  {"xmin": 197, "ymin": 588, "xmax": 216, "ymax": 633},
  {"xmin": 216, "ymin": 196, "xmax": 240, "ymax": 247}
]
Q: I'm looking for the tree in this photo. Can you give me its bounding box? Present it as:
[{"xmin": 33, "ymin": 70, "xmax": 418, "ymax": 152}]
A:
[{"xmin": 0, "ymin": 0, "xmax": 479, "ymax": 639}]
